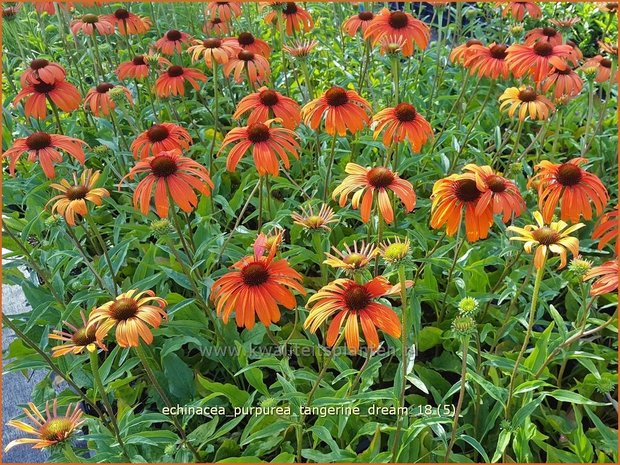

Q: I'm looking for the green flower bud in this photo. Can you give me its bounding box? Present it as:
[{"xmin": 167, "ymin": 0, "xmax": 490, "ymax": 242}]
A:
[
  {"xmin": 595, "ymin": 377, "xmax": 615, "ymax": 395},
  {"xmin": 458, "ymin": 297, "xmax": 479, "ymax": 316},
  {"xmin": 452, "ymin": 316, "xmax": 476, "ymax": 338},
  {"xmin": 150, "ymin": 218, "xmax": 173, "ymax": 237}
]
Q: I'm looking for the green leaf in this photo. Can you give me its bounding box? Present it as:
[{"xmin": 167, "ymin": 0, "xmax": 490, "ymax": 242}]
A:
[{"xmin": 491, "ymin": 430, "xmax": 511, "ymax": 463}]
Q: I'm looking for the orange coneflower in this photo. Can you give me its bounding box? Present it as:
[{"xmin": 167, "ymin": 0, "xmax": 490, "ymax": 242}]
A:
[
  {"xmin": 598, "ymin": 41, "xmax": 618, "ymax": 57},
  {"xmin": 13, "ymin": 78, "xmax": 81, "ymax": 120},
  {"xmin": 585, "ymin": 259, "xmax": 618, "ymax": 296},
  {"xmin": 305, "ymin": 276, "xmax": 401, "ymax": 353},
  {"xmin": 332, "ymin": 164, "xmax": 416, "ymax": 224},
  {"xmin": 102, "ymin": 8, "xmax": 151, "ymax": 35},
  {"xmin": 123, "ymin": 149, "xmax": 213, "ymax": 218},
  {"xmin": 463, "ymin": 164, "xmax": 525, "ymax": 223},
  {"xmin": 205, "ymin": 1, "xmax": 242, "ymax": 21},
  {"xmin": 188, "ymin": 37, "xmax": 238, "ymax": 67},
  {"xmin": 203, "ymin": 17, "xmax": 230, "ymax": 35},
  {"xmin": 34, "ymin": 1, "xmax": 56, "ymax": 15},
  {"xmin": 291, "ymin": 203, "xmax": 336, "ymax": 231},
  {"xmin": 566, "ymin": 40, "xmax": 584, "ymax": 62},
  {"xmin": 581, "ymin": 56, "xmax": 614, "ymax": 83},
  {"xmin": 450, "ymin": 39, "xmax": 484, "ymax": 65},
  {"xmin": 47, "ymin": 169, "xmax": 109, "ymax": 226},
  {"xmin": 372, "ymin": 102, "xmax": 433, "ymax": 152},
  {"xmin": 84, "ymin": 83, "xmax": 133, "ymax": 116},
  {"xmin": 5, "ymin": 400, "xmax": 84, "ymax": 452},
  {"xmin": 116, "ymin": 53, "xmax": 170, "ymax": 80},
  {"xmin": 233, "ymin": 87, "xmax": 301, "ymax": 129},
  {"xmin": 264, "ymin": 2, "xmax": 314, "ymax": 35},
  {"xmin": 70, "ymin": 13, "xmax": 114, "ymax": 35},
  {"xmin": 88, "ymin": 290, "xmax": 167, "ymax": 347},
  {"xmin": 507, "ymin": 211, "xmax": 583, "ymax": 269},
  {"xmin": 224, "ymin": 32, "xmax": 271, "ymax": 58},
  {"xmin": 499, "ymin": 85, "xmax": 554, "ymax": 121},
  {"xmin": 131, "ymin": 123, "xmax": 192, "ymax": 160},
  {"xmin": 282, "ymin": 39, "xmax": 318, "ymax": 59},
  {"xmin": 49, "ymin": 310, "xmax": 106, "ymax": 357},
  {"xmin": 210, "ymin": 233, "xmax": 305, "ymax": 329},
  {"xmin": 154, "ymin": 65, "xmax": 207, "ymax": 97},
  {"xmin": 500, "ymin": 1, "xmax": 542, "ymax": 21},
  {"xmin": 506, "ymin": 42, "xmax": 574, "ymax": 82},
  {"xmin": 223, "ymin": 50, "xmax": 271, "ymax": 85},
  {"xmin": 364, "ymin": 8, "xmax": 430, "ymax": 57},
  {"xmin": 154, "ymin": 29, "xmax": 192, "ymax": 55},
  {"xmin": 593, "ymin": 209, "xmax": 619, "ymax": 253},
  {"xmin": 541, "ymin": 66, "xmax": 583, "ymax": 98},
  {"xmin": 524, "ymin": 26, "xmax": 563, "ymax": 46},
  {"xmin": 463, "ymin": 43, "xmax": 512, "ymax": 80},
  {"xmin": 301, "ymin": 86, "xmax": 371, "ymax": 136},
  {"xmin": 529, "ymin": 157, "xmax": 609, "ymax": 223},
  {"xmin": 3, "ymin": 4, "xmax": 21, "ymax": 20},
  {"xmin": 218, "ymin": 120, "xmax": 300, "ymax": 176},
  {"xmin": 430, "ymin": 173, "xmax": 494, "ymax": 242},
  {"xmin": 549, "ymin": 18, "xmax": 580, "ymax": 29},
  {"xmin": 323, "ymin": 241, "xmax": 377, "ymax": 273},
  {"xmin": 4, "ymin": 131, "xmax": 86, "ymax": 179},
  {"xmin": 342, "ymin": 10, "xmax": 375, "ymax": 37}
]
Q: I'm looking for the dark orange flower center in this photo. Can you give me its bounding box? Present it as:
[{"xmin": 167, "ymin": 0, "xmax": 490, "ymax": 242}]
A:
[
  {"xmin": 556, "ymin": 163, "xmax": 583, "ymax": 186},
  {"xmin": 238, "ymin": 50, "xmax": 255, "ymax": 61},
  {"xmin": 82, "ymin": 14, "xmax": 99, "ymax": 24},
  {"xmin": 455, "ymin": 178, "xmax": 481, "ymax": 202},
  {"xmin": 72, "ymin": 326, "xmax": 97, "ymax": 346},
  {"xmin": 147, "ymin": 124, "xmax": 170, "ymax": 142},
  {"xmin": 486, "ymin": 175, "xmax": 507, "ymax": 193},
  {"xmin": 532, "ymin": 227, "xmax": 560, "ymax": 245},
  {"xmin": 394, "ymin": 102, "xmax": 417, "ymax": 122},
  {"xmin": 533, "ymin": 41, "xmax": 553, "ymax": 57},
  {"xmin": 358, "ymin": 11, "xmax": 374, "ymax": 21},
  {"xmin": 247, "ymin": 123, "xmax": 271, "ymax": 143},
  {"xmin": 489, "ymin": 44, "xmax": 508, "ymax": 59},
  {"xmin": 40, "ymin": 418, "xmax": 74, "ymax": 442},
  {"xmin": 203, "ymin": 38, "xmax": 222, "ymax": 48},
  {"xmin": 114, "ymin": 8, "xmax": 130, "ymax": 20},
  {"xmin": 166, "ymin": 29, "xmax": 182, "ymax": 41},
  {"xmin": 66, "ymin": 185, "xmax": 89, "ymax": 201},
  {"xmin": 259, "ymin": 89, "xmax": 279, "ymax": 106},
  {"xmin": 367, "ymin": 167, "xmax": 395, "ymax": 188},
  {"xmin": 283, "ymin": 2, "xmax": 298, "ymax": 15},
  {"xmin": 541, "ymin": 26, "xmax": 557, "ymax": 37},
  {"xmin": 110, "ymin": 297, "xmax": 139, "ymax": 321},
  {"xmin": 601, "ymin": 58, "xmax": 612, "ymax": 68},
  {"xmin": 33, "ymin": 81, "xmax": 55, "ymax": 94},
  {"xmin": 556, "ymin": 67, "xmax": 573, "ymax": 75},
  {"xmin": 518, "ymin": 87, "xmax": 538, "ymax": 102},
  {"xmin": 606, "ymin": 2, "xmax": 618, "ymax": 12},
  {"xmin": 26, "ymin": 132, "xmax": 52, "ymax": 150},
  {"xmin": 211, "ymin": 18, "xmax": 223, "ymax": 25},
  {"xmin": 132, "ymin": 55, "xmax": 147, "ymax": 65},
  {"xmin": 30, "ymin": 58, "xmax": 50, "ymax": 70},
  {"xmin": 466, "ymin": 39, "xmax": 484, "ymax": 47},
  {"xmin": 324, "ymin": 86, "xmax": 349, "ymax": 106},
  {"xmin": 150, "ymin": 155, "xmax": 178, "ymax": 177},
  {"xmin": 388, "ymin": 11, "xmax": 408, "ymax": 29},
  {"xmin": 96, "ymin": 82, "xmax": 114, "ymax": 93},
  {"xmin": 167, "ymin": 65, "xmax": 184, "ymax": 77},
  {"xmin": 238, "ymin": 32, "xmax": 255, "ymax": 45},
  {"xmin": 242, "ymin": 262, "xmax": 270, "ymax": 286},
  {"xmin": 343, "ymin": 284, "xmax": 371, "ymax": 311}
]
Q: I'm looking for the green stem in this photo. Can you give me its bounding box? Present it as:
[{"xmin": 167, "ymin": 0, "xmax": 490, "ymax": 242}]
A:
[
  {"xmin": 89, "ymin": 350, "xmax": 131, "ymax": 461},
  {"xmin": 134, "ymin": 344, "xmax": 201, "ymax": 461},
  {"xmin": 438, "ymin": 229, "xmax": 466, "ymax": 321},
  {"xmin": 85, "ymin": 214, "xmax": 118, "ymax": 297},
  {"xmin": 312, "ymin": 231, "xmax": 328, "ymax": 286},
  {"xmin": 391, "ymin": 263, "xmax": 410, "ymax": 462},
  {"xmin": 391, "ymin": 54, "xmax": 400, "ymax": 105},
  {"xmin": 508, "ymin": 118, "xmax": 525, "ymax": 161},
  {"xmin": 323, "ymin": 133, "xmax": 338, "ymax": 203},
  {"xmin": 505, "ymin": 253, "xmax": 547, "ymax": 418},
  {"xmin": 48, "ymin": 97, "xmax": 64, "ymax": 134},
  {"xmin": 90, "ymin": 31, "xmax": 104, "ymax": 81},
  {"xmin": 64, "ymin": 225, "xmax": 113, "ymax": 295},
  {"xmin": 209, "ymin": 62, "xmax": 219, "ymax": 186},
  {"xmin": 445, "ymin": 335, "xmax": 470, "ymax": 462}
]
